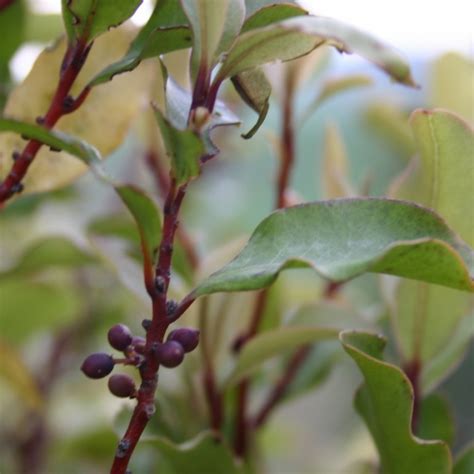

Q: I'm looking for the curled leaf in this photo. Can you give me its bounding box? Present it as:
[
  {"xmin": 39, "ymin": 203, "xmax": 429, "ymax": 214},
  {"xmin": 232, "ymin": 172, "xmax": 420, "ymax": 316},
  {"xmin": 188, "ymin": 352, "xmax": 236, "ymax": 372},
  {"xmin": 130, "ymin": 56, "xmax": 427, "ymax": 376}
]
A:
[{"xmin": 193, "ymin": 198, "xmax": 474, "ymax": 297}]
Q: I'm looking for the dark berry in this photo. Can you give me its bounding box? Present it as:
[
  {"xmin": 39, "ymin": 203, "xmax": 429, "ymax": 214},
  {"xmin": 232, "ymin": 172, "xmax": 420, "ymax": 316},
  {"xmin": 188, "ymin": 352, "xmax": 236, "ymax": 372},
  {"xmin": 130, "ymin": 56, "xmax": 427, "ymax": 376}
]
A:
[
  {"xmin": 107, "ymin": 324, "xmax": 133, "ymax": 351},
  {"xmin": 153, "ymin": 341, "xmax": 184, "ymax": 368},
  {"xmin": 131, "ymin": 336, "xmax": 146, "ymax": 354},
  {"xmin": 81, "ymin": 353, "xmax": 114, "ymax": 379},
  {"xmin": 108, "ymin": 374, "xmax": 136, "ymax": 398},
  {"xmin": 167, "ymin": 328, "xmax": 200, "ymax": 353}
]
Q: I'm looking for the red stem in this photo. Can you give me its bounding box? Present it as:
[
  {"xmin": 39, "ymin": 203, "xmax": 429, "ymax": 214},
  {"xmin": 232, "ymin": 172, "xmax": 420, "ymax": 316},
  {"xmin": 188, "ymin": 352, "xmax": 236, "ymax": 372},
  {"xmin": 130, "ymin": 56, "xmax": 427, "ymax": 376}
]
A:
[
  {"xmin": 111, "ymin": 179, "xmax": 187, "ymax": 473},
  {"xmin": 0, "ymin": 40, "xmax": 91, "ymax": 205},
  {"xmin": 145, "ymin": 150, "xmax": 199, "ymax": 270},
  {"xmin": 275, "ymin": 72, "xmax": 296, "ymax": 209},
  {"xmin": 404, "ymin": 358, "xmax": 421, "ymax": 433}
]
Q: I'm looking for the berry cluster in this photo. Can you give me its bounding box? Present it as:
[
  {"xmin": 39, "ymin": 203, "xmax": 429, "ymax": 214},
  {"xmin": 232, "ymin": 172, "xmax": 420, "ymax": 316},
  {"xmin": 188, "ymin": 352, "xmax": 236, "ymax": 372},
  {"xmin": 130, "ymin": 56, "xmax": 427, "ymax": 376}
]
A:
[{"xmin": 80, "ymin": 323, "xmax": 200, "ymax": 399}]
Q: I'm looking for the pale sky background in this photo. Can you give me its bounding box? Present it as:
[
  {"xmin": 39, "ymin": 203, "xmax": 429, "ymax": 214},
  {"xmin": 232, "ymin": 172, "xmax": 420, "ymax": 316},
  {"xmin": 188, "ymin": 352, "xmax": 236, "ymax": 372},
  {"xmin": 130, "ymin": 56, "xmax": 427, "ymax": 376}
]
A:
[{"xmin": 12, "ymin": 0, "xmax": 473, "ymax": 82}]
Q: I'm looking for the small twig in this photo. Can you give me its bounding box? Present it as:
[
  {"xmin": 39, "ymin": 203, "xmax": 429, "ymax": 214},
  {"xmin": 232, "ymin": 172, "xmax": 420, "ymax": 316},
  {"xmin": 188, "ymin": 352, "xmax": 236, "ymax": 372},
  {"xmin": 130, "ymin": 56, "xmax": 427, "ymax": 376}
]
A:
[
  {"xmin": 199, "ymin": 298, "xmax": 223, "ymax": 431},
  {"xmin": 0, "ymin": 40, "xmax": 92, "ymax": 205},
  {"xmin": 253, "ymin": 346, "xmax": 312, "ymax": 428}
]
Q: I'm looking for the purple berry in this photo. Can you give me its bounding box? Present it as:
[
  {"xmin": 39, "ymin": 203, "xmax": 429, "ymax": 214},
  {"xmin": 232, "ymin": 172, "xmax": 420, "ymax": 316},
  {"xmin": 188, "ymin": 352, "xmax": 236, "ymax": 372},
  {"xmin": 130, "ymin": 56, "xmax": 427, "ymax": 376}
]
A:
[
  {"xmin": 81, "ymin": 353, "xmax": 114, "ymax": 379},
  {"xmin": 107, "ymin": 324, "xmax": 133, "ymax": 351},
  {"xmin": 108, "ymin": 374, "xmax": 136, "ymax": 398},
  {"xmin": 167, "ymin": 328, "xmax": 200, "ymax": 353},
  {"xmin": 154, "ymin": 341, "xmax": 184, "ymax": 368},
  {"xmin": 131, "ymin": 336, "xmax": 146, "ymax": 354}
]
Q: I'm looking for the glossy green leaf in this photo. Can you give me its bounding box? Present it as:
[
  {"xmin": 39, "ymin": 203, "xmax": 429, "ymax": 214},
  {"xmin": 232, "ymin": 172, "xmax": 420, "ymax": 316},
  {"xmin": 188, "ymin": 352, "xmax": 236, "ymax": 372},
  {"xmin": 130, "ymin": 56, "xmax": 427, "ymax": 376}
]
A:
[
  {"xmin": 0, "ymin": 118, "xmax": 162, "ymax": 271},
  {"xmin": 181, "ymin": 0, "xmax": 245, "ymax": 82},
  {"xmin": 454, "ymin": 443, "xmax": 474, "ymax": 474},
  {"xmin": 0, "ymin": 237, "xmax": 96, "ymax": 278},
  {"xmin": 214, "ymin": 15, "xmax": 416, "ymax": 87},
  {"xmin": 340, "ymin": 331, "xmax": 451, "ymax": 474},
  {"xmin": 231, "ymin": 68, "xmax": 271, "ymax": 138},
  {"xmin": 146, "ymin": 432, "xmax": 243, "ymax": 474},
  {"xmin": 389, "ymin": 109, "xmax": 474, "ymax": 393},
  {"xmin": 0, "ymin": 279, "xmax": 82, "ymax": 343},
  {"xmin": 0, "ymin": 340, "xmax": 43, "ymax": 411},
  {"xmin": 89, "ymin": 0, "xmax": 192, "ymax": 86},
  {"xmin": 193, "ymin": 198, "xmax": 474, "ymax": 297},
  {"xmin": 227, "ymin": 326, "xmax": 338, "ymax": 386},
  {"xmin": 241, "ymin": 3, "xmax": 307, "ymax": 33},
  {"xmin": 417, "ymin": 394, "xmax": 455, "ymax": 446},
  {"xmin": 153, "ymin": 106, "xmax": 203, "ymax": 184},
  {"xmin": 61, "ymin": 0, "xmax": 142, "ymax": 42}
]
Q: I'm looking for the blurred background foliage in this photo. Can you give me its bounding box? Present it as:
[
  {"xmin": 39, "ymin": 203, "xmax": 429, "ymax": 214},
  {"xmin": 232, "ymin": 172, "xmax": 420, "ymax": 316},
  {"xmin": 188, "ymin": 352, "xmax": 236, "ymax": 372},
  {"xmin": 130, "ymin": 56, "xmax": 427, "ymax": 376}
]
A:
[{"xmin": 0, "ymin": 1, "xmax": 473, "ymax": 473}]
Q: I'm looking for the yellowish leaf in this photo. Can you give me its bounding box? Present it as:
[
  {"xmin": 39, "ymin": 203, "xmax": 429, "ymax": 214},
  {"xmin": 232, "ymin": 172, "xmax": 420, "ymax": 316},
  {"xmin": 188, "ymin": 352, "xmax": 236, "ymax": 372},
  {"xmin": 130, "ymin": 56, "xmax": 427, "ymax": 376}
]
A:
[
  {"xmin": 0, "ymin": 339, "xmax": 43, "ymax": 411},
  {"xmin": 0, "ymin": 28, "xmax": 154, "ymax": 194},
  {"xmin": 321, "ymin": 123, "xmax": 354, "ymax": 198}
]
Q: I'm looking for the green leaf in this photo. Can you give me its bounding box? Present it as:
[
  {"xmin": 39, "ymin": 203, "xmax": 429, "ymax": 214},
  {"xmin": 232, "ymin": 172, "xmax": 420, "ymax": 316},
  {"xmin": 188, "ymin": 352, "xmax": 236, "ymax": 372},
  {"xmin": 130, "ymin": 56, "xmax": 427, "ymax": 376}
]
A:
[
  {"xmin": 241, "ymin": 3, "xmax": 307, "ymax": 33},
  {"xmin": 0, "ymin": 237, "xmax": 96, "ymax": 278},
  {"xmin": 421, "ymin": 313, "xmax": 474, "ymax": 393},
  {"xmin": 321, "ymin": 123, "xmax": 354, "ymax": 198},
  {"xmin": 61, "ymin": 0, "xmax": 142, "ymax": 42},
  {"xmin": 181, "ymin": 0, "xmax": 245, "ymax": 82},
  {"xmin": 146, "ymin": 432, "xmax": 243, "ymax": 474},
  {"xmin": 409, "ymin": 109, "xmax": 474, "ymax": 246},
  {"xmin": 0, "ymin": 118, "xmax": 162, "ymax": 273},
  {"xmin": 231, "ymin": 68, "xmax": 271, "ymax": 138},
  {"xmin": 88, "ymin": 214, "xmax": 140, "ymax": 245},
  {"xmin": 340, "ymin": 331, "xmax": 451, "ymax": 474},
  {"xmin": 193, "ymin": 198, "xmax": 474, "ymax": 297},
  {"xmin": 432, "ymin": 53, "xmax": 474, "ymax": 125},
  {"xmin": 244, "ymin": 0, "xmax": 298, "ymax": 17},
  {"xmin": 227, "ymin": 326, "xmax": 338, "ymax": 386},
  {"xmin": 214, "ymin": 15, "xmax": 416, "ymax": 87},
  {"xmin": 89, "ymin": 27, "xmax": 192, "ymax": 86},
  {"xmin": 388, "ymin": 109, "xmax": 474, "ymax": 393},
  {"xmin": 0, "ymin": 340, "xmax": 43, "ymax": 411},
  {"xmin": 417, "ymin": 394, "xmax": 455, "ymax": 446},
  {"xmin": 365, "ymin": 103, "xmax": 415, "ymax": 159},
  {"xmin": 89, "ymin": 0, "xmax": 192, "ymax": 87},
  {"xmin": 454, "ymin": 443, "xmax": 474, "ymax": 474},
  {"xmin": 115, "ymin": 185, "xmax": 162, "ymax": 269},
  {"xmin": 0, "ymin": 0, "xmax": 26, "ymax": 73},
  {"xmin": 0, "ymin": 279, "xmax": 82, "ymax": 343},
  {"xmin": 300, "ymin": 74, "xmax": 373, "ymax": 124},
  {"xmin": 153, "ymin": 106, "xmax": 203, "ymax": 184}
]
